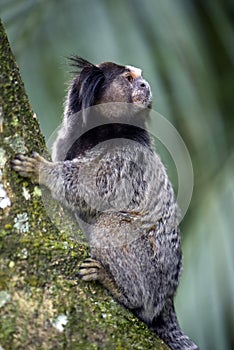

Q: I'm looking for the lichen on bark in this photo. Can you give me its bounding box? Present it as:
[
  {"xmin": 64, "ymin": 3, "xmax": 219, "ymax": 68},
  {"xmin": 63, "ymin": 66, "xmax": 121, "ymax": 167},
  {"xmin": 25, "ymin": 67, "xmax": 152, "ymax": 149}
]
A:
[{"xmin": 0, "ymin": 19, "xmax": 168, "ymax": 350}]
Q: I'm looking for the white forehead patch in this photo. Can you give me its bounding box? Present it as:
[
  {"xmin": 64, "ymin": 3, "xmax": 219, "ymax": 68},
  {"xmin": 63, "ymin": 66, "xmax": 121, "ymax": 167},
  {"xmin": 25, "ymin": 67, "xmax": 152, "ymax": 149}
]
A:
[{"xmin": 126, "ymin": 65, "xmax": 142, "ymax": 78}]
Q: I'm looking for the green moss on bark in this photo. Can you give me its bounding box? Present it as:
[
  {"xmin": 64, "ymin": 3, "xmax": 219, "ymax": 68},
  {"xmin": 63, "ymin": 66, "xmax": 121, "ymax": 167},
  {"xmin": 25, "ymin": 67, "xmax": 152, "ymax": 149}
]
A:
[{"xmin": 0, "ymin": 19, "xmax": 169, "ymax": 350}]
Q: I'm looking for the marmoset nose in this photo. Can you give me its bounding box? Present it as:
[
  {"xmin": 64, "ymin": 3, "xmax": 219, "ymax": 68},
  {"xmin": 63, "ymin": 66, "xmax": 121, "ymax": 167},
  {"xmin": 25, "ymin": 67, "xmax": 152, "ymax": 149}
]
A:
[{"xmin": 133, "ymin": 77, "xmax": 149, "ymax": 91}]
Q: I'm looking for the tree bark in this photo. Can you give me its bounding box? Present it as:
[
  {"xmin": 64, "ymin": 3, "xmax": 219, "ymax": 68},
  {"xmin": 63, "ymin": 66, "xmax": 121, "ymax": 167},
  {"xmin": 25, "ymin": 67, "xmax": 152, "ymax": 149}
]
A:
[{"xmin": 0, "ymin": 19, "xmax": 168, "ymax": 350}]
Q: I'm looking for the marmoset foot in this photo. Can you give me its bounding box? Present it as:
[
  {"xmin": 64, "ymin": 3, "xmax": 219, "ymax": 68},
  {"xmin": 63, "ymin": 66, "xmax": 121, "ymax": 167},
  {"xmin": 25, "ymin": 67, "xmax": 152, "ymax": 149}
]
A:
[
  {"xmin": 79, "ymin": 257, "xmax": 128, "ymax": 304},
  {"xmin": 79, "ymin": 258, "xmax": 107, "ymax": 282}
]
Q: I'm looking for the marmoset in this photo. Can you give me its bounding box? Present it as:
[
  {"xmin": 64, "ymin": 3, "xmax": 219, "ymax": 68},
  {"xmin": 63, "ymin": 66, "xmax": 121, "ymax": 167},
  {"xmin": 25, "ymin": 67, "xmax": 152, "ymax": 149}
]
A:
[{"xmin": 12, "ymin": 57, "xmax": 198, "ymax": 350}]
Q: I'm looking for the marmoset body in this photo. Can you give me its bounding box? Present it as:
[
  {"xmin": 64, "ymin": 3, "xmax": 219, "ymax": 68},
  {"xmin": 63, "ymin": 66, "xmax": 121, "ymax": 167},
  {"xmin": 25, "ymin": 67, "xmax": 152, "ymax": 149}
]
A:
[{"xmin": 13, "ymin": 57, "xmax": 198, "ymax": 350}]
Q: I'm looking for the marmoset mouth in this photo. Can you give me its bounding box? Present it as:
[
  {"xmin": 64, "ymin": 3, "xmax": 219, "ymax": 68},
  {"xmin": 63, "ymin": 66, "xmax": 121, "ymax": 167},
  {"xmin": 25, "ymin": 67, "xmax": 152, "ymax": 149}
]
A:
[{"xmin": 132, "ymin": 93, "xmax": 152, "ymax": 108}]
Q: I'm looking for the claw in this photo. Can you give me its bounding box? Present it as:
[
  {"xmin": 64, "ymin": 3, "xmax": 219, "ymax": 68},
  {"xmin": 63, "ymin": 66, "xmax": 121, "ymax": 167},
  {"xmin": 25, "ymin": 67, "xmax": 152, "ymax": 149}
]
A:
[
  {"xmin": 32, "ymin": 151, "xmax": 39, "ymax": 158},
  {"xmin": 13, "ymin": 154, "xmax": 25, "ymax": 161},
  {"xmin": 14, "ymin": 153, "xmax": 22, "ymax": 160}
]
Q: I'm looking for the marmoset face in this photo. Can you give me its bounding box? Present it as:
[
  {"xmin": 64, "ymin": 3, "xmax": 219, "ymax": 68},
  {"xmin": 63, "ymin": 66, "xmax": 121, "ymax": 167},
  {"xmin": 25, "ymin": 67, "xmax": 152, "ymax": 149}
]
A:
[{"xmin": 96, "ymin": 62, "xmax": 152, "ymax": 109}]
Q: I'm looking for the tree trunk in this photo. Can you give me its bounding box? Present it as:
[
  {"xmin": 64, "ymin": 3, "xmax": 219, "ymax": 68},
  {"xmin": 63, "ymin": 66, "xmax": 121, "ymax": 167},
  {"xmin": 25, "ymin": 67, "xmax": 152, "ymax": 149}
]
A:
[{"xmin": 0, "ymin": 19, "xmax": 168, "ymax": 350}]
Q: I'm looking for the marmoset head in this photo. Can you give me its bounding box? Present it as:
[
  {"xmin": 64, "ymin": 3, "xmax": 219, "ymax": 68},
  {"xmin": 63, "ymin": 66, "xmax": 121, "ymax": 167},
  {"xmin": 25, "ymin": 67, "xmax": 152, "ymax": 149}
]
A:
[
  {"xmin": 52, "ymin": 56, "xmax": 153, "ymax": 161},
  {"xmin": 65, "ymin": 56, "xmax": 152, "ymax": 124}
]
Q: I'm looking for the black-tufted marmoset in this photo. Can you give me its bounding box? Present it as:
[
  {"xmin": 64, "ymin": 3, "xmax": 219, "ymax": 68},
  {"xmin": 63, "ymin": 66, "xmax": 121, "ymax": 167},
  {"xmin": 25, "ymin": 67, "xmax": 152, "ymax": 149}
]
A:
[{"xmin": 12, "ymin": 57, "xmax": 198, "ymax": 350}]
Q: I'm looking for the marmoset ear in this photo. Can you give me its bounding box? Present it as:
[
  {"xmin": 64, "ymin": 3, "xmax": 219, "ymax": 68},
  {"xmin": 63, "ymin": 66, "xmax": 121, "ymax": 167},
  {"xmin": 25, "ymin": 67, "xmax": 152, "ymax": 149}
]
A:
[{"xmin": 67, "ymin": 56, "xmax": 105, "ymax": 124}]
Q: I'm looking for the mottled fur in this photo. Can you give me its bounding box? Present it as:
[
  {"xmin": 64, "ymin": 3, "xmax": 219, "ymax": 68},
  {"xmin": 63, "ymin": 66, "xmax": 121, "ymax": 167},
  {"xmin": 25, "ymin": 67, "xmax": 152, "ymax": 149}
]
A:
[{"xmin": 12, "ymin": 57, "xmax": 198, "ymax": 350}]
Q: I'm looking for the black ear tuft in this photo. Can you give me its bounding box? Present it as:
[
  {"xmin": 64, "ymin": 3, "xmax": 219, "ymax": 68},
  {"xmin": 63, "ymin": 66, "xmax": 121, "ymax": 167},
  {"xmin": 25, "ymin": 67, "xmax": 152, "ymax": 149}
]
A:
[
  {"xmin": 68, "ymin": 55, "xmax": 94, "ymax": 72},
  {"xmin": 79, "ymin": 66, "xmax": 105, "ymax": 109},
  {"xmin": 67, "ymin": 56, "xmax": 105, "ymax": 124}
]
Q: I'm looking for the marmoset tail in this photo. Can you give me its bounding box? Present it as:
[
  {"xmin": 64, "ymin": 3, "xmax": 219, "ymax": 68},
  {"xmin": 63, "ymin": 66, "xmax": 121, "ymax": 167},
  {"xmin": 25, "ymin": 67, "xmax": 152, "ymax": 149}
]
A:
[{"xmin": 12, "ymin": 56, "xmax": 198, "ymax": 350}]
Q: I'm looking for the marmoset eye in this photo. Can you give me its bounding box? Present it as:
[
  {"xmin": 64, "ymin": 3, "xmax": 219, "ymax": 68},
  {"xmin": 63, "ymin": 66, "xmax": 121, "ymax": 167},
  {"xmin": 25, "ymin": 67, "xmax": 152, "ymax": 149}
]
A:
[{"xmin": 126, "ymin": 74, "xmax": 133, "ymax": 83}]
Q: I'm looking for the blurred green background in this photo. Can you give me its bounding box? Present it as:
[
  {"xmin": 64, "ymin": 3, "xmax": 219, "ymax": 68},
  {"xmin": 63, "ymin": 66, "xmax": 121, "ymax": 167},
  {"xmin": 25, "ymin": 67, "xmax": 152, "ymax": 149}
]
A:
[{"xmin": 1, "ymin": 1, "xmax": 234, "ymax": 349}]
